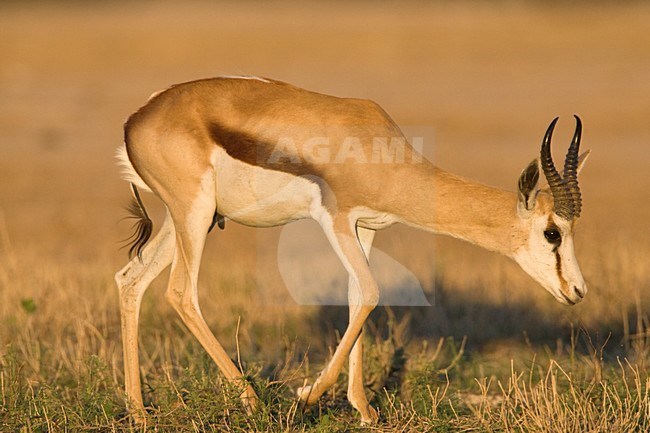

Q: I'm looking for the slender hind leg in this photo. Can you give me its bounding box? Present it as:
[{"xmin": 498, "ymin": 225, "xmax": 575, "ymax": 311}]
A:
[
  {"xmin": 115, "ymin": 211, "xmax": 175, "ymax": 417},
  {"xmin": 347, "ymin": 226, "xmax": 378, "ymax": 424},
  {"xmin": 162, "ymin": 170, "xmax": 258, "ymax": 412}
]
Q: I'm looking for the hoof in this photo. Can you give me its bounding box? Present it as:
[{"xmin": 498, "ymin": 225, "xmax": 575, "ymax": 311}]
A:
[
  {"xmin": 240, "ymin": 387, "xmax": 259, "ymax": 414},
  {"xmin": 130, "ymin": 411, "xmax": 146, "ymax": 424},
  {"xmin": 296, "ymin": 384, "xmax": 312, "ymax": 401},
  {"xmin": 360, "ymin": 404, "xmax": 378, "ymax": 425},
  {"xmin": 126, "ymin": 400, "xmax": 147, "ymax": 424},
  {"xmin": 296, "ymin": 384, "xmax": 318, "ymax": 405}
]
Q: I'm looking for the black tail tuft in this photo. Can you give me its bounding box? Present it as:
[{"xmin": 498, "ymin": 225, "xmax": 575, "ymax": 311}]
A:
[{"xmin": 121, "ymin": 184, "xmax": 153, "ymax": 261}]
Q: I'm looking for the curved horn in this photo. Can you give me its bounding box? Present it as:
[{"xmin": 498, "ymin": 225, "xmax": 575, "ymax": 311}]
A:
[
  {"xmin": 540, "ymin": 117, "xmax": 575, "ymax": 220},
  {"xmin": 562, "ymin": 115, "xmax": 582, "ymax": 218}
]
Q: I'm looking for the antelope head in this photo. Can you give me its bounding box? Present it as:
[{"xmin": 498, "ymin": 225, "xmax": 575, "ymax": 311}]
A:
[{"xmin": 513, "ymin": 116, "xmax": 589, "ymax": 305}]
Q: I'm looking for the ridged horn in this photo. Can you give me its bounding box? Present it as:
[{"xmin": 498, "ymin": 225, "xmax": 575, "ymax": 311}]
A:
[
  {"xmin": 562, "ymin": 115, "xmax": 582, "ymax": 218},
  {"xmin": 540, "ymin": 117, "xmax": 575, "ymax": 220}
]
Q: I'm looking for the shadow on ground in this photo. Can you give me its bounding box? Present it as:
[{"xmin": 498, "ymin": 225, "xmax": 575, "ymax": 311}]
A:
[{"xmin": 310, "ymin": 278, "xmax": 629, "ymax": 359}]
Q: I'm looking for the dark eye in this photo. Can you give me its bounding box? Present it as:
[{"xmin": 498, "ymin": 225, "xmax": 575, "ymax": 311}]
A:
[{"xmin": 544, "ymin": 229, "xmax": 561, "ymax": 244}]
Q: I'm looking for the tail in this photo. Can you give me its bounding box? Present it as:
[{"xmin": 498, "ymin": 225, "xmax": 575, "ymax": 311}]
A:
[
  {"xmin": 123, "ymin": 183, "xmax": 153, "ymax": 261},
  {"xmin": 116, "ymin": 145, "xmax": 153, "ymax": 260}
]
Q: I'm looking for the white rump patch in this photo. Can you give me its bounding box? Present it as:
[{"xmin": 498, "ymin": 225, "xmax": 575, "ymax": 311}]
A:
[{"xmin": 115, "ymin": 145, "xmax": 151, "ymax": 192}]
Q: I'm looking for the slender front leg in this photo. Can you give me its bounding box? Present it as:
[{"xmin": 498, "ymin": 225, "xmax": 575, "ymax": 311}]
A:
[
  {"xmin": 298, "ymin": 214, "xmax": 379, "ymax": 408},
  {"xmin": 347, "ymin": 226, "xmax": 378, "ymax": 424},
  {"xmin": 115, "ymin": 211, "xmax": 175, "ymax": 418}
]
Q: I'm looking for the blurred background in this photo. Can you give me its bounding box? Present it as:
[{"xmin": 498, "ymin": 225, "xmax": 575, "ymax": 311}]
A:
[{"xmin": 0, "ymin": 0, "xmax": 649, "ymax": 372}]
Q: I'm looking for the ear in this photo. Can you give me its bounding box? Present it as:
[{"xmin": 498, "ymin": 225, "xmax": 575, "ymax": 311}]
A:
[
  {"xmin": 517, "ymin": 159, "xmax": 540, "ymax": 212},
  {"xmin": 577, "ymin": 149, "xmax": 590, "ymax": 175}
]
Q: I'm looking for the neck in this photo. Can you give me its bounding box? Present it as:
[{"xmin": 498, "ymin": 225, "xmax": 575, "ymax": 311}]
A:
[{"xmin": 387, "ymin": 163, "xmax": 518, "ymax": 256}]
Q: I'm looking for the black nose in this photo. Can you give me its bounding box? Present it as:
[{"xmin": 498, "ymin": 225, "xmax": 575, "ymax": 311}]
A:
[{"xmin": 574, "ymin": 286, "xmax": 585, "ymax": 299}]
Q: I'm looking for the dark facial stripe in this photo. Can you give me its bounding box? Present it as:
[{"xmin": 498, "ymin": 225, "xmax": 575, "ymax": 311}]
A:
[
  {"xmin": 547, "ymin": 215, "xmax": 570, "ymax": 296},
  {"xmin": 554, "ymin": 249, "xmax": 571, "ymax": 298}
]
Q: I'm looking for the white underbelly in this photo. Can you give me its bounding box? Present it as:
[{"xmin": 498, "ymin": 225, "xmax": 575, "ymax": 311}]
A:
[{"xmin": 214, "ymin": 149, "xmax": 321, "ymax": 227}]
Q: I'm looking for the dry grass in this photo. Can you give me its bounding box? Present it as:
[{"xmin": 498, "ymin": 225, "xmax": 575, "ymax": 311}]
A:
[{"xmin": 0, "ymin": 1, "xmax": 649, "ymax": 431}]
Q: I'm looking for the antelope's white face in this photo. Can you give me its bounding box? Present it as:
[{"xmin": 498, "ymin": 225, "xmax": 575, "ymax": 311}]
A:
[
  {"xmin": 513, "ymin": 200, "xmax": 587, "ymax": 305},
  {"xmin": 512, "ymin": 116, "xmax": 589, "ymax": 305}
]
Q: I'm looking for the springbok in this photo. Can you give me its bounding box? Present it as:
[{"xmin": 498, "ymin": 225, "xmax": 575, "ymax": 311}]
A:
[{"xmin": 115, "ymin": 76, "xmax": 589, "ymax": 424}]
